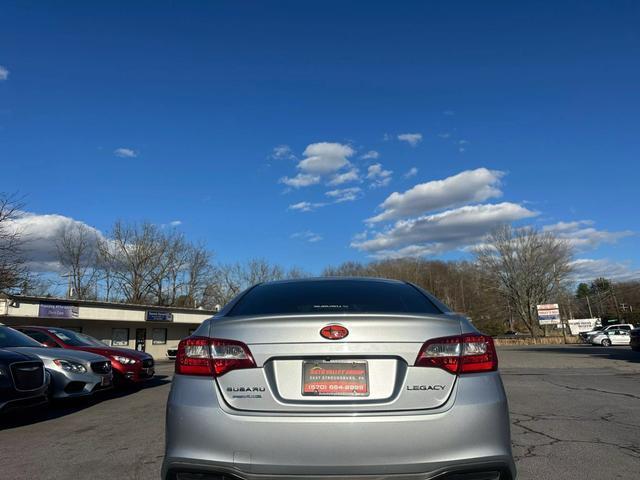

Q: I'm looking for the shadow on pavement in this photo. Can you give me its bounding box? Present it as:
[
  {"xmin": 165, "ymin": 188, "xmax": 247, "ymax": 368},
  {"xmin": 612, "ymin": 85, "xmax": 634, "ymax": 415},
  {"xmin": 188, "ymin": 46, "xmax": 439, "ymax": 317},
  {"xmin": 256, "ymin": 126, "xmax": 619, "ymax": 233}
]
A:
[{"xmin": 0, "ymin": 374, "xmax": 171, "ymax": 430}]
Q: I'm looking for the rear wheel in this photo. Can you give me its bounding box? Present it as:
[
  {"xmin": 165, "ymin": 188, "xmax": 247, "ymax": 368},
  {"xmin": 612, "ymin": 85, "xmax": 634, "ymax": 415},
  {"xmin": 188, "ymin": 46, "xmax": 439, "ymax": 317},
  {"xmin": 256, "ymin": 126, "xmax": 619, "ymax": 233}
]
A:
[{"xmin": 601, "ymin": 338, "xmax": 612, "ymax": 347}]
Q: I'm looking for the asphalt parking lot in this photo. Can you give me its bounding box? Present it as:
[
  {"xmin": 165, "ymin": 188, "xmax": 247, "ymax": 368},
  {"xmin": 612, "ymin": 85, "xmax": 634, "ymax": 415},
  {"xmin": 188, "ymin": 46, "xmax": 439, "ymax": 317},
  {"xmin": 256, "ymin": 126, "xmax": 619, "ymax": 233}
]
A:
[{"xmin": 1, "ymin": 345, "xmax": 639, "ymax": 480}]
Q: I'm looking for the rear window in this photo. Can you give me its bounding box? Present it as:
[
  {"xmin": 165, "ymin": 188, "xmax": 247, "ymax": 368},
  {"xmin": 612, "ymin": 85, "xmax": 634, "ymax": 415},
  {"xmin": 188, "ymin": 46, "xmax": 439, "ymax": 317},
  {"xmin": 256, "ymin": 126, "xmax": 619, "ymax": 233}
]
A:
[{"xmin": 227, "ymin": 280, "xmax": 442, "ymax": 316}]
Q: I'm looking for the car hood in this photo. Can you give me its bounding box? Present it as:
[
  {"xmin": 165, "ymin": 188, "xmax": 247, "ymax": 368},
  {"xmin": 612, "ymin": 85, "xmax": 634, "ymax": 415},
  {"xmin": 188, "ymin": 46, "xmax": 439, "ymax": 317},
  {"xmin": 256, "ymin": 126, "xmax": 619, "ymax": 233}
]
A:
[
  {"xmin": 75, "ymin": 346, "xmax": 153, "ymax": 361},
  {"xmin": 7, "ymin": 347, "xmax": 109, "ymax": 364},
  {"xmin": 0, "ymin": 348, "xmax": 42, "ymax": 364}
]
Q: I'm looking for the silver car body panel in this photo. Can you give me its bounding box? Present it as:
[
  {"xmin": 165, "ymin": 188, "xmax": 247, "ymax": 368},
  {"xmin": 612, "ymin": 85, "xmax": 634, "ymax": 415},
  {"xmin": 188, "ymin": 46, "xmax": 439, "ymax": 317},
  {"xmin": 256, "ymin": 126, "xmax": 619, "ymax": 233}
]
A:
[
  {"xmin": 163, "ymin": 278, "xmax": 515, "ymax": 479},
  {"xmin": 8, "ymin": 347, "xmax": 113, "ymax": 399}
]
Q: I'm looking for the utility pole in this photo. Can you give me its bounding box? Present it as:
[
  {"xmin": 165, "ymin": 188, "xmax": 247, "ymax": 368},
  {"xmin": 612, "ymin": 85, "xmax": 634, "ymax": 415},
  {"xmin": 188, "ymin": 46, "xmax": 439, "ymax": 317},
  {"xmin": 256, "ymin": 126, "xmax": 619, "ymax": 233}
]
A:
[{"xmin": 586, "ymin": 295, "xmax": 594, "ymax": 318}]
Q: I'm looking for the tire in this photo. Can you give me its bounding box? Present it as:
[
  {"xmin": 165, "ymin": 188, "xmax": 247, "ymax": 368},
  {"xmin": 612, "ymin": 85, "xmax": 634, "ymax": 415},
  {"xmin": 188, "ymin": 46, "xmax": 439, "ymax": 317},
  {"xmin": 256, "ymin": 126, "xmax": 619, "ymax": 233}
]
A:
[{"xmin": 601, "ymin": 338, "xmax": 612, "ymax": 347}]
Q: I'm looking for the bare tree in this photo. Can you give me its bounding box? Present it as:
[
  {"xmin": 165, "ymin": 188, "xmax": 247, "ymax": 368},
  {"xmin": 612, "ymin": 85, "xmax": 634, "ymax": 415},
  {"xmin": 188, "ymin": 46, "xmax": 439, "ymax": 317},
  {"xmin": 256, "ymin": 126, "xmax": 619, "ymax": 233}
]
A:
[
  {"xmin": 182, "ymin": 243, "xmax": 214, "ymax": 307},
  {"xmin": 474, "ymin": 225, "xmax": 574, "ymax": 337},
  {"xmin": 56, "ymin": 223, "xmax": 100, "ymax": 299},
  {"xmin": 95, "ymin": 237, "xmax": 116, "ymax": 301},
  {"xmin": 98, "ymin": 221, "xmax": 167, "ymax": 304},
  {"xmin": 203, "ymin": 258, "xmax": 303, "ymax": 309},
  {"xmin": 0, "ymin": 193, "xmax": 28, "ymax": 292}
]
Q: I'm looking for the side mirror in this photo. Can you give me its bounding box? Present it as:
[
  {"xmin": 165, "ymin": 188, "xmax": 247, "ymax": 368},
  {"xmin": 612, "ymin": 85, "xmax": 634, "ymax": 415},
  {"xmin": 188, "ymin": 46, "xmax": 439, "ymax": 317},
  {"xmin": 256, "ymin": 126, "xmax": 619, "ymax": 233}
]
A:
[{"xmin": 42, "ymin": 340, "xmax": 59, "ymax": 348}]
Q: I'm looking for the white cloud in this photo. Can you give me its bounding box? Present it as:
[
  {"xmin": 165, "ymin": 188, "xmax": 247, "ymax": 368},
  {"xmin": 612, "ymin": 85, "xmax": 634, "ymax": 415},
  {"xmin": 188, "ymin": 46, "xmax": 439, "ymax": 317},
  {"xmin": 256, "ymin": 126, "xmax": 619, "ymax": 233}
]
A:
[
  {"xmin": 360, "ymin": 150, "xmax": 379, "ymax": 160},
  {"xmin": 353, "ymin": 202, "xmax": 537, "ymax": 258},
  {"xmin": 542, "ymin": 220, "xmax": 633, "ymax": 250},
  {"xmin": 570, "ymin": 258, "xmax": 640, "ymax": 282},
  {"xmin": 280, "ymin": 142, "xmax": 357, "ymax": 189},
  {"xmin": 168, "ymin": 220, "xmax": 182, "ymax": 227},
  {"xmin": 6, "ymin": 213, "xmax": 103, "ymax": 272},
  {"xmin": 291, "ymin": 230, "xmax": 323, "ymax": 243},
  {"xmin": 437, "ymin": 133, "xmax": 451, "ymax": 139},
  {"xmin": 114, "ymin": 147, "xmax": 137, "ymax": 158},
  {"xmin": 325, "ymin": 187, "xmax": 362, "ymax": 203},
  {"xmin": 404, "ymin": 167, "xmax": 418, "ymax": 178},
  {"xmin": 0, "ymin": 66, "xmax": 9, "ymax": 81},
  {"xmin": 297, "ymin": 142, "xmax": 355, "ymax": 174},
  {"xmin": 366, "ymin": 163, "xmax": 393, "ymax": 188},
  {"xmin": 280, "ymin": 173, "xmax": 321, "ymax": 188},
  {"xmin": 271, "ymin": 144, "xmax": 296, "ymax": 160},
  {"xmin": 327, "ymin": 168, "xmax": 361, "ymax": 186},
  {"xmin": 397, "ymin": 133, "xmax": 423, "ymax": 146},
  {"xmin": 288, "ymin": 201, "xmax": 326, "ymax": 212},
  {"xmin": 368, "ymin": 168, "xmax": 505, "ymax": 223}
]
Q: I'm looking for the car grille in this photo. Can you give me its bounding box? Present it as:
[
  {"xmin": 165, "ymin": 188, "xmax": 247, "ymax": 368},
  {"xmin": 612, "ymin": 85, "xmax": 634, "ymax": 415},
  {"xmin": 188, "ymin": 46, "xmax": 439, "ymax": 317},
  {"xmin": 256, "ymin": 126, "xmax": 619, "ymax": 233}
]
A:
[
  {"xmin": 167, "ymin": 349, "xmax": 177, "ymax": 356},
  {"xmin": 142, "ymin": 358, "xmax": 154, "ymax": 368},
  {"xmin": 91, "ymin": 361, "xmax": 112, "ymax": 374},
  {"xmin": 10, "ymin": 361, "xmax": 45, "ymax": 391}
]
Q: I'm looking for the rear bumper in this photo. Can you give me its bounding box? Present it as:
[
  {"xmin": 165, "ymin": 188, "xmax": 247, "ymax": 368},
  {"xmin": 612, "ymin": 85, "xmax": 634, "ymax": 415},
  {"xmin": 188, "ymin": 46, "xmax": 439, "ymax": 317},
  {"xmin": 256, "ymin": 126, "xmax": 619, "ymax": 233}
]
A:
[
  {"xmin": 164, "ymin": 464, "xmax": 513, "ymax": 480},
  {"xmin": 163, "ymin": 373, "xmax": 516, "ymax": 480}
]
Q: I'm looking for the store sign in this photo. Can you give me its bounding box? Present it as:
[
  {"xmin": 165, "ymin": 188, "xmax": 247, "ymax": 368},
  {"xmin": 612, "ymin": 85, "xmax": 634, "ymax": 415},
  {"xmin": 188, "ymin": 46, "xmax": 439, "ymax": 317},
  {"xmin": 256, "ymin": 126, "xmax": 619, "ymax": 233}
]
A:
[
  {"xmin": 146, "ymin": 310, "xmax": 173, "ymax": 322},
  {"xmin": 537, "ymin": 303, "xmax": 561, "ymax": 325},
  {"xmin": 567, "ymin": 318, "xmax": 600, "ymax": 335},
  {"xmin": 39, "ymin": 302, "xmax": 79, "ymax": 319}
]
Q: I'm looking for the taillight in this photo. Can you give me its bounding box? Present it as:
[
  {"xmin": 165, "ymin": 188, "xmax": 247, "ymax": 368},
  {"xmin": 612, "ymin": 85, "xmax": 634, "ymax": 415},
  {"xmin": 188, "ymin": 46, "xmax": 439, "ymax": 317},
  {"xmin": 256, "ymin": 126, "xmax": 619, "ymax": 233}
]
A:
[
  {"xmin": 175, "ymin": 336, "xmax": 256, "ymax": 377},
  {"xmin": 415, "ymin": 334, "xmax": 497, "ymax": 374}
]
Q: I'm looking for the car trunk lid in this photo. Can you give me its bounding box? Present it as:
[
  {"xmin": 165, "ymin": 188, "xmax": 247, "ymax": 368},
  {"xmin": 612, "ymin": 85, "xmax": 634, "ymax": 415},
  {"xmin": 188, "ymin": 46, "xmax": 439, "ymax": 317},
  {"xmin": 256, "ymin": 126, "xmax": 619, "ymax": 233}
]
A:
[{"xmin": 210, "ymin": 313, "xmax": 462, "ymax": 413}]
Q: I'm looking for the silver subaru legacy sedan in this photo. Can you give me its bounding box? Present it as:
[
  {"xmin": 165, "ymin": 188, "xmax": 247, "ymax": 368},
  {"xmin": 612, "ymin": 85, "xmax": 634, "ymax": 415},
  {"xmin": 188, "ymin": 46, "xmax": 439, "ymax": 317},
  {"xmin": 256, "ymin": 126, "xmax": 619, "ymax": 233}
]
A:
[{"xmin": 163, "ymin": 278, "xmax": 515, "ymax": 480}]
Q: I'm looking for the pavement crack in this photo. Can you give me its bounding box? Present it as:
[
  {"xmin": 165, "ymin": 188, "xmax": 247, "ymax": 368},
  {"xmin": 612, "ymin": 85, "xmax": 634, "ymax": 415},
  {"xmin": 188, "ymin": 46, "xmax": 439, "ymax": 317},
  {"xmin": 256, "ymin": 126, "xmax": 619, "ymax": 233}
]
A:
[
  {"xmin": 511, "ymin": 413, "xmax": 640, "ymax": 460},
  {"xmin": 544, "ymin": 378, "xmax": 640, "ymax": 400}
]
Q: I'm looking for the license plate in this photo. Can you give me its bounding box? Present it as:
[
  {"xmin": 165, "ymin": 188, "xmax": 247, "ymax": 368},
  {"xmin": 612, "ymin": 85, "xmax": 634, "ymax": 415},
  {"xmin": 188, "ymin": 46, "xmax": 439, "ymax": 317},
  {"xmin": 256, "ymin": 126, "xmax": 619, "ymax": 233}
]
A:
[{"xmin": 302, "ymin": 361, "xmax": 369, "ymax": 396}]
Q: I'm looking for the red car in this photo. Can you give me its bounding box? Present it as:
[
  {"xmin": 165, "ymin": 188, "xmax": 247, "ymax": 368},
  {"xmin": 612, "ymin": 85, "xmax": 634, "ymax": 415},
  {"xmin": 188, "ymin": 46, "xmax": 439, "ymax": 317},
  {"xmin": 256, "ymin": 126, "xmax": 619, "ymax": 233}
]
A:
[{"xmin": 16, "ymin": 326, "xmax": 155, "ymax": 385}]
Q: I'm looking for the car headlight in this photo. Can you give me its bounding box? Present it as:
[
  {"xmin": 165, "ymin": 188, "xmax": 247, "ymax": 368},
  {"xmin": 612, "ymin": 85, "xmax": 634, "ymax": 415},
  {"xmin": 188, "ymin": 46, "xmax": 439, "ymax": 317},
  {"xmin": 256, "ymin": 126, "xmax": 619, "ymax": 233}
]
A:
[
  {"xmin": 112, "ymin": 355, "xmax": 136, "ymax": 365},
  {"xmin": 53, "ymin": 359, "xmax": 87, "ymax": 373}
]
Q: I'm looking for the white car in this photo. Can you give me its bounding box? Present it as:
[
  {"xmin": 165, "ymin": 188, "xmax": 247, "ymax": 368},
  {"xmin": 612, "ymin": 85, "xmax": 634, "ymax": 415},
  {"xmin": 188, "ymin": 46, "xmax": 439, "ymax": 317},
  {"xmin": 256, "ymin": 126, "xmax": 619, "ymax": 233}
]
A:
[
  {"xmin": 580, "ymin": 323, "xmax": 634, "ymax": 343},
  {"xmin": 591, "ymin": 328, "xmax": 631, "ymax": 347}
]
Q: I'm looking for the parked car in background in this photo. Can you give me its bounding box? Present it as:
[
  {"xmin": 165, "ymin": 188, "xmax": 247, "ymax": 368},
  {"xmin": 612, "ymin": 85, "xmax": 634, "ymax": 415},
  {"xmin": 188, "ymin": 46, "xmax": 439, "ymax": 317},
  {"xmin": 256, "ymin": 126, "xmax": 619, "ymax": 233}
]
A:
[
  {"xmin": 580, "ymin": 323, "xmax": 634, "ymax": 343},
  {"xmin": 0, "ymin": 326, "xmax": 112, "ymax": 400},
  {"xmin": 16, "ymin": 327, "xmax": 154, "ymax": 385},
  {"xmin": 629, "ymin": 328, "xmax": 640, "ymax": 352},
  {"xmin": 1, "ymin": 330, "xmax": 49, "ymax": 412},
  {"xmin": 164, "ymin": 278, "xmax": 516, "ymax": 480},
  {"xmin": 166, "ymin": 346, "xmax": 178, "ymax": 360},
  {"xmin": 591, "ymin": 328, "xmax": 631, "ymax": 347}
]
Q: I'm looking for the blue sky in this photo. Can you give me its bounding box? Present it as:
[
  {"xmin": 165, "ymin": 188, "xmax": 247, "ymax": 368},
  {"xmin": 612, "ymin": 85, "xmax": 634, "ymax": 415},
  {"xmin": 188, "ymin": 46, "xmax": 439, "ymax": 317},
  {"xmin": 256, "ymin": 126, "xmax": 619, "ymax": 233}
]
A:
[{"xmin": 1, "ymin": 1, "xmax": 639, "ymax": 279}]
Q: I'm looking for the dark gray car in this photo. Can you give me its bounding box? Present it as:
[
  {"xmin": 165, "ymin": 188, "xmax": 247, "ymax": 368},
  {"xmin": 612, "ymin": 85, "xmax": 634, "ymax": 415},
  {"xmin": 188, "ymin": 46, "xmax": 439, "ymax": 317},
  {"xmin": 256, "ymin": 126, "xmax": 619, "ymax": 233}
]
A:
[{"xmin": 163, "ymin": 278, "xmax": 515, "ymax": 480}]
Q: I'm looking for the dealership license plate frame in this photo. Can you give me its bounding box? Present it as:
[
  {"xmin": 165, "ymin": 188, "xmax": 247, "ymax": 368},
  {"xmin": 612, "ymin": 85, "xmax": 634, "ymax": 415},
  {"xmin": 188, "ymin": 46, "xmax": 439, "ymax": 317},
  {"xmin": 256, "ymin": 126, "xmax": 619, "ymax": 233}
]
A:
[{"xmin": 302, "ymin": 360, "xmax": 369, "ymax": 397}]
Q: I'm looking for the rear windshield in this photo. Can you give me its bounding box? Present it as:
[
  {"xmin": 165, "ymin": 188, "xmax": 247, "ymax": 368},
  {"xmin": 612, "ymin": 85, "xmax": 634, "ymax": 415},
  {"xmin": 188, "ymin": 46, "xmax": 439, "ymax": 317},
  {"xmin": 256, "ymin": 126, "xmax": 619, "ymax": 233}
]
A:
[{"xmin": 227, "ymin": 280, "xmax": 442, "ymax": 316}]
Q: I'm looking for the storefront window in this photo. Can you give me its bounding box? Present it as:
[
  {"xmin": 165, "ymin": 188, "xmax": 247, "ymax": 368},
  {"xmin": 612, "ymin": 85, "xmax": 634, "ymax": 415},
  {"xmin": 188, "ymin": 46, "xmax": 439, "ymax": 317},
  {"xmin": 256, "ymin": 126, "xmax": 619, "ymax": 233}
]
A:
[
  {"xmin": 111, "ymin": 328, "xmax": 129, "ymax": 346},
  {"xmin": 152, "ymin": 328, "xmax": 167, "ymax": 345}
]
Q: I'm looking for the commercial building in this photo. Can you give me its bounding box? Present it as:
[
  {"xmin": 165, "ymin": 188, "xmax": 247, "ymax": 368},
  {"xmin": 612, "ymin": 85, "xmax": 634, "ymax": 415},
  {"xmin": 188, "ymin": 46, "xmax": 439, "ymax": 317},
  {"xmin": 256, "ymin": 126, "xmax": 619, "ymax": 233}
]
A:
[{"xmin": 0, "ymin": 294, "xmax": 216, "ymax": 358}]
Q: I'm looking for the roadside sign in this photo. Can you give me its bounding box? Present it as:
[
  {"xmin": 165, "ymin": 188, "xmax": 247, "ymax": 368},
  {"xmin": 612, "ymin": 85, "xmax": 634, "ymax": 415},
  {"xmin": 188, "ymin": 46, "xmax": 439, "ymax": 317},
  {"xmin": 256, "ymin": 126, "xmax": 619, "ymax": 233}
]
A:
[
  {"xmin": 537, "ymin": 303, "xmax": 561, "ymax": 325},
  {"xmin": 567, "ymin": 318, "xmax": 600, "ymax": 335}
]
